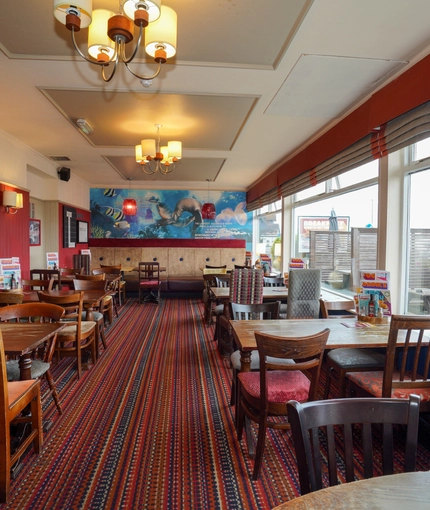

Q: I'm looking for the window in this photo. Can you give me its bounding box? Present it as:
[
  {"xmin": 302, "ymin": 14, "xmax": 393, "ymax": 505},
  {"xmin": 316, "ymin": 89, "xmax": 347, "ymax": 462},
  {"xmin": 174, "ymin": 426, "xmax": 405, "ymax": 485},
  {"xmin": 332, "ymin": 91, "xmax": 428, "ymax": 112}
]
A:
[{"xmin": 253, "ymin": 199, "xmax": 282, "ymax": 272}]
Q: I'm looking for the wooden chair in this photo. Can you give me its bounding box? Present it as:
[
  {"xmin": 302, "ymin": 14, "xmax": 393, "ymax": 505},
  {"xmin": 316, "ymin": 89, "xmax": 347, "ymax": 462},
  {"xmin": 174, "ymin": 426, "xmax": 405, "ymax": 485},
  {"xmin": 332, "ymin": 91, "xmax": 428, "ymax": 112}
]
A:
[
  {"xmin": 229, "ymin": 302, "xmax": 281, "ymax": 414},
  {"xmin": 0, "ymin": 303, "xmax": 65, "ymax": 414},
  {"xmin": 346, "ymin": 315, "xmax": 430, "ymax": 412},
  {"xmin": 0, "ymin": 293, "xmax": 23, "ymax": 307},
  {"xmin": 0, "ymin": 329, "xmax": 42, "ymax": 503},
  {"xmin": 92, "ymin": 268, "xmax": 121, "ymax": 315},
  {"xmin": 212, "ymin": 274, "xmax": 231, "ymax": 344},
  {"xmin": 263, "ymin": 276, "xmax": 287, "ymax": 316},
  {"xmin": 237, "ymin": 328, "xmax": 330, "ymax": 480},
  {"xmin": 138, "ymin": 262, "xmax": 161, "ymax": 304},
  {"xmin": 320, "ymin": 298, "xmax": 385, "ymax": 398},
  {"xmin": 73, "ymin": 279, "xmax": 108, "ymax": 355},
  {"xmin": 76, "ymin": 273, "xmax": 106, "ymax": 281},
  {"xmin": 202, "ymin": 273, "xmax": 226, "ymax": 326},
  {"xmin": 287, "ymin": 269, "xmax": 321, "ymax": 319},
  {"xmin": 287, "ymin": 394, "xmax": 420, "ymax": 495},
  {"xmin": 75, "ymin": 273, "xmax": 114, "ymax": 323},
  {"xmin": 99, "ymin": 265, "xmax": 126, "ymax": 304},
  {"xmin": 60, "ymin": 267, "xmax": 84, "ymax": 276},
  {"xmin": 30, "ymin": 269, "xmax": 61, "ymax": 289},
  {"xmin": 21, "ymin": 279, "xmax": 54, "ymax": 291},
  {"xmin": 38, "ymin": 291, "xmax": 97, "ymax": 380}
]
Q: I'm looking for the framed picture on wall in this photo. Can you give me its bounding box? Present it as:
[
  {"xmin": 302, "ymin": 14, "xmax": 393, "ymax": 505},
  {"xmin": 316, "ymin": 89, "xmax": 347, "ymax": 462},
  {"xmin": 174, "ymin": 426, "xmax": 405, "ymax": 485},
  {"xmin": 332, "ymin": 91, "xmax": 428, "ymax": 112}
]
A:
[
  {"xmin": 29, "ymin": 219, "xmax": 41, "ymax": 246},
  {"xmin": 77, "ymin": 220, "xmax": 88, "ymax": 243}
]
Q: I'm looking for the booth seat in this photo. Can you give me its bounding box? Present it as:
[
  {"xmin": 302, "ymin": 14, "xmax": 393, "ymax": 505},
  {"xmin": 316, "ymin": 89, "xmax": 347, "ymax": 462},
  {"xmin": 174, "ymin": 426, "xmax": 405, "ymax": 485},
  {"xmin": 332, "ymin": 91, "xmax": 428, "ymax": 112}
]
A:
[{"xmin": 90, "ymin": 246, "xmax": 246, "ymax": 296}]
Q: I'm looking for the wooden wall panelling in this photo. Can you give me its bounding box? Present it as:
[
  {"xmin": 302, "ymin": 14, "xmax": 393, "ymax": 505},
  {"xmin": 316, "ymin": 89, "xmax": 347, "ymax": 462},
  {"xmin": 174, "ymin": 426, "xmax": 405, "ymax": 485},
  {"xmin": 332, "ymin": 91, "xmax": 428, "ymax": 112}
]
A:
[
  {"xmin": 114, "ymin": 247, "xmax": 142, "ymax": 269},
  {"xmin": 141, "ymin": 248, "xmax": 169, "ymax": 275},
  {"xmin": 168, "ymin": 248, "xmax": 196, "ymax": 276},
  {"xmin": 90, "ymin": 247, "xmax": 115, "ymax": 267},
  {"xmin": 221, "ymin": 248, "xmax": 246, "ymax": 269}
]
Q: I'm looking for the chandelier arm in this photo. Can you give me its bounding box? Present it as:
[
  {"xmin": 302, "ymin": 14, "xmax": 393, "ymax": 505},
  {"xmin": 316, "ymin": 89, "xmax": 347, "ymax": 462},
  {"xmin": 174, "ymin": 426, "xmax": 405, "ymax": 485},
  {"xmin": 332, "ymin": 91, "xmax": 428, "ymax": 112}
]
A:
[
  {"xmin": 160, "ymin": 163, "xmax": 175, "ymax": 175},
  {"xmin": 70, "ymin": 27, "xmax": 108, "ymax": 67},
  {"xmin": 101, "ymin": 59, "xmax": 119, "ymax": 82},
  {"xmin": 141, "ymin": 162, "xmax": 157, "ymax": 175},
  {"xmin": 121, "ymin": 24, "xmax": 143, "ymax": 64},
  {"xmin": 124, "ymin": 60, "xmax": 162, "ymax": 81}
]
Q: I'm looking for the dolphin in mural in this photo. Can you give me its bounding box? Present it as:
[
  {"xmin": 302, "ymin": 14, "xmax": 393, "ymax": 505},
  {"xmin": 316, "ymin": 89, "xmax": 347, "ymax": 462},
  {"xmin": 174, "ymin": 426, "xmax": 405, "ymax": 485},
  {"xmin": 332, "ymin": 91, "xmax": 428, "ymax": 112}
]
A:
[{"xmin": 149, "ymin": 196, "xmax": 203, "ymax": 237}]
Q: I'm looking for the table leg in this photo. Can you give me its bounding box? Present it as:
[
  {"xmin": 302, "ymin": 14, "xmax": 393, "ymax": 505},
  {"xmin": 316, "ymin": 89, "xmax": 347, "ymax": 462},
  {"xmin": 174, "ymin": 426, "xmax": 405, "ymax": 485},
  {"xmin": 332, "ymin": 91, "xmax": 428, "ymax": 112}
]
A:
[{"xmin": 18, "ymin": 354, "xmax": 32, "ymax": 381}]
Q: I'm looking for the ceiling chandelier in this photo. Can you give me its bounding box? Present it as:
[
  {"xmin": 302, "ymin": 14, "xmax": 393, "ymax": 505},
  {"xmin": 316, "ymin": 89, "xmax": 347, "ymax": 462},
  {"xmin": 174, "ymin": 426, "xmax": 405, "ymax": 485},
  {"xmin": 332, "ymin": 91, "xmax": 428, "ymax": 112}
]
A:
[
  {"xmin": 135, "ymin": 124, "xmax": 182, "ymax": 175},
  {"xmin": 53, "ymin": 1, "xmax": 177, "ymax": 83}
]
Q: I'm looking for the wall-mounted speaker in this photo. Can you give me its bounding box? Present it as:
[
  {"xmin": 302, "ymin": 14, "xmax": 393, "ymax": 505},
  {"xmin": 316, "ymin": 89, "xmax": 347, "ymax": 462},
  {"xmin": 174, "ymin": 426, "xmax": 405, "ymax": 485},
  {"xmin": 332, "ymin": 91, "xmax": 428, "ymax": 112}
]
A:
[{"xmin": 58, "ymin": 167, "xmax": 71, "ymax": 182}]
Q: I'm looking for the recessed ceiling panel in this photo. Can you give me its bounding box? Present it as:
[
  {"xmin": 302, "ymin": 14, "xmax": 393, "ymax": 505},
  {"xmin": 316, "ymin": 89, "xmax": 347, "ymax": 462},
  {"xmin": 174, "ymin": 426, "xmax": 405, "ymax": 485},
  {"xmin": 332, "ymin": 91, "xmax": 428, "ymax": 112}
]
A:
[
  {"xmin": 105, "ymin": 156, "xmax": 225, "ymax": 182},
  {"xmin": 0, "ymin": 0, "xmax": 311, "ymax": 69},
  {"xmin": 40, "ymin": 89, "xmax": 257, "ymax": 151},
  {"xmin": 266, "ymin": 54, "xmax": 406, "ymax": 118}
]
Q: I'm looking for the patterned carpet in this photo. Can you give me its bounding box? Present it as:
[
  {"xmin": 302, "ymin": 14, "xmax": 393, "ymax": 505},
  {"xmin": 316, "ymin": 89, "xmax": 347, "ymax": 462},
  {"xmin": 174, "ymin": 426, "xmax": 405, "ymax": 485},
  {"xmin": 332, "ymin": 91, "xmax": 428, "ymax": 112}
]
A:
[{"xmin": 2, "ymin": 298, "xmax": 430, "ymax": 509}]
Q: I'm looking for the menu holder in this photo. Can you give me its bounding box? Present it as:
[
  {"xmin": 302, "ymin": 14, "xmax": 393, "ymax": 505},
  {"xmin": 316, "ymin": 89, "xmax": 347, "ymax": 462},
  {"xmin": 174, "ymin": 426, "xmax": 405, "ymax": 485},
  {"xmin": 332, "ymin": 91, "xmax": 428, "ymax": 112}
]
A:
[{"xmin": 358, "ymin": 314, "xmax": 389, "ymax": 325}]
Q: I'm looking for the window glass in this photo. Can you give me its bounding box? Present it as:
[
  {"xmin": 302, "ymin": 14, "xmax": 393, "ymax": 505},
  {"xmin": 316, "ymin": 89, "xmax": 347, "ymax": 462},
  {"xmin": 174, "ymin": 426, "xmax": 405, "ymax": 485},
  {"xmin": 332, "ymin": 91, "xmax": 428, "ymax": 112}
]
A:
[
  {"xmin": 413, "ymin": 138, "xmax": 430, "ymax": 161},
  {"xmin": 337, "ymin": 160, "xmax": 378, "ymax": 187},
  {"xmin": 295, "ymin": 182, "xmax": 325, "ymax": 201},
  {"xmin": 254, "ymin": 209, "xmax": 282, "ymax": 273}
]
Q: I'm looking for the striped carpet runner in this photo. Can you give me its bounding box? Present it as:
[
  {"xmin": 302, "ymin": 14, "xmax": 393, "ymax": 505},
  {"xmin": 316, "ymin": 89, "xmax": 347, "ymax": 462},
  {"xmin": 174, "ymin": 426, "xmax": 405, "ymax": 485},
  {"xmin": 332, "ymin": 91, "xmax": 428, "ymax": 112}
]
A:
[{"xmin": 2, "ymin": 298, "xmax": 430, "ymax": 509}]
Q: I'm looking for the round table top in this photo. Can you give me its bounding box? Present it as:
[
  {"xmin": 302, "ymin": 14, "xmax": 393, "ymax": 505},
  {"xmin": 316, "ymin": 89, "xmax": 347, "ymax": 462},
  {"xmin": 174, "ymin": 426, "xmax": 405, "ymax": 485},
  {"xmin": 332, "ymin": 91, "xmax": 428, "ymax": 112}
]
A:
[{"xmin": 273, "ymin": 471, "xmax": 430, "ymax": 509}]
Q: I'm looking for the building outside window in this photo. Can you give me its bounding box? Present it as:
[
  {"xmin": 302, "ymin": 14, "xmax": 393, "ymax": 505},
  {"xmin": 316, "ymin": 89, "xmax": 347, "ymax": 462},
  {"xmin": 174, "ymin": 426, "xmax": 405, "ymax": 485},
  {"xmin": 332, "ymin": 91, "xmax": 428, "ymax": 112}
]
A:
[{"xmin": 253, "ymin": 199, "xmax": 282, "ymax": 272}]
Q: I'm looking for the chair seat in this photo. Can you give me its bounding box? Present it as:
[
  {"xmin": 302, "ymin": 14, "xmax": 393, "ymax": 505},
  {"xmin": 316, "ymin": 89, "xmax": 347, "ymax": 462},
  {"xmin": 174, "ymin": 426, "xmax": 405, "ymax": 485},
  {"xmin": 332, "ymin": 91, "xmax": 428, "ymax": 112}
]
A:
[
  {"xmin": 58, "ymin": 321, "xmax": 95, "ymax": 336},
  {"xmin": 327, "ymin": 348, "xmax": 385, "ymax": 369},
  {"xmin": 214, "ymin": 304, "xmax": 224, "ymax": 315},
  {"xmin": 238, "ymin": 370, "xmax": 310, "ymax": 403},
  {"xmin": 139, "ymin": 280, "xmax": 159, "ymax": 287},
  {"xmin": 82, "ymin": 311, "xmax": 103, "ymax": 322},
  {"xmin": 231, "ymin": 350, "xmax": 295, "ymax": 370},
  {"xmin": 6, "ymin": 359, "xmax": 50, "ymax": 381},
  {"xmin": 347, "ymin": 370, "xmax": 430, "ymax": 401}
]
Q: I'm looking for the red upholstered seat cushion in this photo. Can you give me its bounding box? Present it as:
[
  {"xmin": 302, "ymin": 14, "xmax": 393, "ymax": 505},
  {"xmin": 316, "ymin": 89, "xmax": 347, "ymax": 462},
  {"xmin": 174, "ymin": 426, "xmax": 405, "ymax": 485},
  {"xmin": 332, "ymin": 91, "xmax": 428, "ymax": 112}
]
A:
[
  {"xmin": 238, "ymin": 370, "xmax": 310, "ymax": 403},
  {"xmin": 139, "ymin": 280, "xmax": 159, "ymax": 287},
  {"xmin": 347, "ymin": 370, "xmax": 430, "ymax": 401}
]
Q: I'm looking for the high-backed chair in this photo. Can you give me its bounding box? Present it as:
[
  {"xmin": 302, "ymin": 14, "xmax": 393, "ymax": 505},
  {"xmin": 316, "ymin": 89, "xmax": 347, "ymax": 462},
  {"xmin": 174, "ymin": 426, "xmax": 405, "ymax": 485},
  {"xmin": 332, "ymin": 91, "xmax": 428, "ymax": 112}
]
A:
[
  {"xmin": 0, "ymin": 303, "xmax": 65, "ymax": 414},
  {"xmin": 263, "ymin": 276, "xmax": 287, "ymax": 316},
  {"xmin": 346, "ymin": 315, "xmax": 430, "ymax": 412},
  {"xmin": 0, "ymin": 329, "xmax": 42, "ymax": 503},
  {"xmin": 38, "ymin": 291, "xmax": 97, "ymax": 380},
  {"xmin": 202, "ymin": 272, "xmax": 227, "ymax": 326},
  {"xmin": 77, "ymin": 273, "xmax": 114, "ymax": 322},
  {"xmin": 0, "ymin": 293, "xmax": 23, "ymax": 307},
  {"xmin": 30, "ymin": 269, "xmax": 61, "ymax": 289},
  {"xmin": 217, "ymin": 269, "xmax": 264, "ymax": 356},
  {"xmin": 229, "ymin": 302, "xmax": 281, "ymax": 415},
  {"xmin": 320, "ymin": 298, "xmax": 385, "ymax": 398},
  {"xmin": 99, "ymin": 265, "xmax": 126, "ymax": 304},
  {"xmin": 237, "ymin": 328, "xmax": 330, "ymax": 480},
  {"xmin": 286, "ymin": 269, "xmax": 321, "ymax": 319},
  {"xmin": 138, "ymin": 262, "xmax": 161, "ymax": 304},
  {"xmin": 21, "ymin": 279, "xmax": 54, "ymax": 291},
  {"xmin": 287, "ymin": 395, "xmax": 420, "ymax": 495},
  {"xmin": 211, "ymin": 275, "xmax": 231, "ymax": 342},
  {"xmin": 93, "ymin": 267, "xmax": 122, "ymax": 312},
  {"xmin": 72, "ymin": 279, "xmax": 109, "ymax": 356},
  {"xmin": 60, "ymin": 267, "xmax": 84, "ymax": 276}
]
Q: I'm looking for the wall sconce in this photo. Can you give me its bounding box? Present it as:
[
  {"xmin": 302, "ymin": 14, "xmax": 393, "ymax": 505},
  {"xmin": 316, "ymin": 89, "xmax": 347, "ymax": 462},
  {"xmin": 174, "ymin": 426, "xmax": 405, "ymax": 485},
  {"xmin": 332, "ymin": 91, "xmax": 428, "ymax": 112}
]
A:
[{"xmin": 3, "ymin": 191, "xmax": 24, "ymax": 214}]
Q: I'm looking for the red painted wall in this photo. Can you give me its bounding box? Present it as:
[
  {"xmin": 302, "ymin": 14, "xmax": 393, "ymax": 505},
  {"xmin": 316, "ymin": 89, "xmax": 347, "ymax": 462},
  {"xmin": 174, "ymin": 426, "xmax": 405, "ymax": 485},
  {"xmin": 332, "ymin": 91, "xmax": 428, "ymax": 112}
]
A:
[
  {"xmin": 0, "ymin": 185, "xmax": 30, "ymax": 276},
  {"xmin": 58, "ymin": 203, "xmax": 91, "ymax": 268}
]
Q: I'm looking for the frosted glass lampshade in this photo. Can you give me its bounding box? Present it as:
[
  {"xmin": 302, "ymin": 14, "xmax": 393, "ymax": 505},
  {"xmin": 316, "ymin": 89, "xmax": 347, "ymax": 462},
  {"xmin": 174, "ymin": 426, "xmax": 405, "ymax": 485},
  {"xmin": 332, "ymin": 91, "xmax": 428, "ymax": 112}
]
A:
[
  {"xmin": 88, "ymin": 10, "xmax": 116, "ymax": 61},
  {"xmin": 16, "ymin": 193, "xmax": 24, "ymax": 209},
  {"xmin": 141, "ymin": 139, "xmax": 156, "ymax": 157},
  {"xmin": 3, "ymin": 191, "xmax": 17, "ymax": 207},
  {"xmin": 123, "ymin": 0, "xmax": 161, "ymax": 23},
  {"xmin": 54, "ymin": 0, "xmax": 92, "ymax": 29},
  {"xmin": 167, "ymin": 141, "xmax": 182, "ymax": 159},
  {"xmin": 145, "ymin": 6, "xmax": 177, "ymax": 59}
]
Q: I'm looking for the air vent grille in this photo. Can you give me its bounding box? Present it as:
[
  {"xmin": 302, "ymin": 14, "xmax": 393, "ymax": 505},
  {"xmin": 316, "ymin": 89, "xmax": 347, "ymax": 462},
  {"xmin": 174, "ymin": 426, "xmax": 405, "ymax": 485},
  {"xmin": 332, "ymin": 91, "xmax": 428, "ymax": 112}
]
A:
[{"xmin": 49, "ymin": 156, "xmax": 71, "ymax": 162}]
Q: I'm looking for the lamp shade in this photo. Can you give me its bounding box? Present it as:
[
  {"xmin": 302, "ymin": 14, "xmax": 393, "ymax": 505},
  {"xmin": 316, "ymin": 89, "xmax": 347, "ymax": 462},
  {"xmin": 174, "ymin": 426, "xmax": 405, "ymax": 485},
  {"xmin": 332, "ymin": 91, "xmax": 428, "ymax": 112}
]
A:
[
  {"xmin": 3, "ymin": 191, "xmax": 17, "ymax": 207},
  {"xmin": 53, "ymin": 0, "xmax": 92, "ymax": 29},
  {"xmin": 167, "ymin": 141, "xmax": 182, "ymax": 159},
  {"xmin": 160, "ymin": 145, "xmax": 169, "ymax": 163},
  {"xmin": 15, "ymin": 193, "xmax": 24, "ymax": 209},
  {"xmin": 123, "ymin": 0, "xmax": 161, "ymax": 23},
  {"xmin": 145, "ymin": 5, "xmax": 177, "ymax": 59},
  {"xmin": 122, "ymin": 198, "xmax": 137, "ymax": 216},
  {"xmin": 88, "ymin": 9, "xmax": 116, "ymax": 61},
  {"xmin": 135, "ymin": 144, "xmax": 143, "ymax": 163},
  {"xmin": 141, "ymin": 139, "xmax": 157, "ymax": 158}
]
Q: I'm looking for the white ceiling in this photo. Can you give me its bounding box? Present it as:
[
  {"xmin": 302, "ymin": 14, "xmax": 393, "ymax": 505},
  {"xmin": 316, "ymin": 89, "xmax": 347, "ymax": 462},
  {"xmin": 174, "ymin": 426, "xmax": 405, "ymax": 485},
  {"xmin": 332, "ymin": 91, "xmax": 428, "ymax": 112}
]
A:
[{"xmin": 1, "ymin": 0, "xmax": 430, "ymax": 192}]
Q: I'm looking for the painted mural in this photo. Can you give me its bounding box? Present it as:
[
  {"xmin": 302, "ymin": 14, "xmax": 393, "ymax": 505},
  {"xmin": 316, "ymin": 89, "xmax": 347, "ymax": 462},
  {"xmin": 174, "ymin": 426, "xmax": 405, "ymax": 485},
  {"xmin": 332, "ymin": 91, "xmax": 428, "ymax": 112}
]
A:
[{"xmin": 90, "ymin": 188, "xmax": 252, "ymax": 245}]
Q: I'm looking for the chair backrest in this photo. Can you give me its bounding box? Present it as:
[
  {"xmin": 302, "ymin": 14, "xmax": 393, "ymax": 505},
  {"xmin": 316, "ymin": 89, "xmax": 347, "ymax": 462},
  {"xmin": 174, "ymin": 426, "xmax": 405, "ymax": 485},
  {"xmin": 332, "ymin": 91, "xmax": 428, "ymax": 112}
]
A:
[
  {"xmin": 263, "ymin": 276, "xmax": 285, "ymax": 287},
  {"xmin": 76, "ymin": 273, "xmax": 106, "ymax": 281},
  {"xmin": 382, "ymin": 315, "xmax": 430, "ymax": 397},
  {"xmin": 287, "ymin": 269, "xmax": 321, "ymax": 319},
  {"xmin": 138, "ymin": 262, "xmax": 160, "ymax": 283},
  {"xmin": 215, "ymin": 275, "xmax": 230, "ymax": 288},
  {"xmin": 255, "ymin": 328, "xmax": 330, "ymax": 402},
  {"xmin": 94, "ymin": 267, "xmax": 121, "ymax": 275},
  {"xmin": 231, "ymin": 301, "xmax": 280, "ymax": 321},
  {"xmin": 60, "ymin": 267, "xmax": 84, "ymax": 276},
  {"xmin": 21, "ymin": 278, "xmax": 54, "ymax": 291},
  {"xmin": 287, "ymin": 394, "xmax": 420, "ymax": 495},
  {"xmin": 320, "ymin": 298, "xmax": 355, "ymax": 319},
  {"xmin": 229, "ymin": 268, "xmax": 264, "ymax": 304},
  {"xmin": 30, "ymin": 269, "xmax": 61, "ymax": 288},
  {"xmin": 73, "ymin": 279, "xmax": 107, "ymax": 291},
  {"xmin": 0, "ymin": 292, "xmax": 24, "ymax": 306},
  {"xmin": 38, "ymin": 291, "xmax": 84, "ymax": 338},
  {"xmin": 100, "ymin": 264, "xmax": 121, "ymax": 270}
]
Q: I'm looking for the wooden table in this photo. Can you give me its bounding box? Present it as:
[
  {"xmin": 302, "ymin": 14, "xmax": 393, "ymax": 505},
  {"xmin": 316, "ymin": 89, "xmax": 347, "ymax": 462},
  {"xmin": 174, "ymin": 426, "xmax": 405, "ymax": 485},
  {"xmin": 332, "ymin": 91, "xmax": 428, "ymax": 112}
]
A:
[
  {"xmin": 22, "ymin": 289, "xmax": 112, "ymax": 321},
  {"xmin": 230, "ymin": 318, "xmax": 394, "ymax": 372},
  {"xmin": 273, "ymin": 471, "xmax": 430, "ymax": 509},
  {"xmin": 1, "ymin": 322, "xmax": 66, "ymax": 380}
]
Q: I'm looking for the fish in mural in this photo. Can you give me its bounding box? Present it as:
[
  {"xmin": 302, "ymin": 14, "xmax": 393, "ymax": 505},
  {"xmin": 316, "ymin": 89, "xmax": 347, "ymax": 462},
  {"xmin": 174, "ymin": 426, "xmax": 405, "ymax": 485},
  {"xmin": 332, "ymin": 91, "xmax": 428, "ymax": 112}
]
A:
[
  {"xmin": 234, "ymin": 201, "xmax": 248, "ymax": 225},
  {"xmin": 103, "ymin": 188, "xmax": 117, "ymax": 197},
  {"xmin": 114, "ymin": 220, "xmax": 131, "ymax": 230},
  {"xmin": 102, "ymin": 206, "xmax": 125, "ymax": 222}
]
